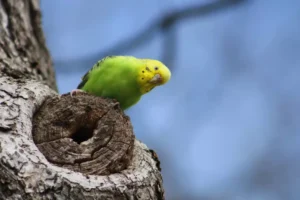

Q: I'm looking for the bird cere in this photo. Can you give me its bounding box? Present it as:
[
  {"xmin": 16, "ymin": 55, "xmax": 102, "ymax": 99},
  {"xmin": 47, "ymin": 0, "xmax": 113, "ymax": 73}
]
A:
[{"xmin": 71, "ymin": 56, "xmax": 171, "ymax": 110}]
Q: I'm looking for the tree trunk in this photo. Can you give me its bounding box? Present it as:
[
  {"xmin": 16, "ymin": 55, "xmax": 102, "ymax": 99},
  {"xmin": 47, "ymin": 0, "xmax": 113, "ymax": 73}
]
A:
[{"xmin": 0, "ymin": 1, "xmax": 164, "ymax": 199}]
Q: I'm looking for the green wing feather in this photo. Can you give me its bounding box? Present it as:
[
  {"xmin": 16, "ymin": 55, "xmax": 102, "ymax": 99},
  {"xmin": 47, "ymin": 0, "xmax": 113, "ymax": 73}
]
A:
[{"xmin": 77, "ymin": 56, "xmax": 115, "ymax": 89}]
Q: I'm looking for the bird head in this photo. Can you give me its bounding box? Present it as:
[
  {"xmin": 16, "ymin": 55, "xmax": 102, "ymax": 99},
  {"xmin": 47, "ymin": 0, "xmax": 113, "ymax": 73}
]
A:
[{"xmin": 138, "ymin": 59, "xmax": 171, "ymax": 94}]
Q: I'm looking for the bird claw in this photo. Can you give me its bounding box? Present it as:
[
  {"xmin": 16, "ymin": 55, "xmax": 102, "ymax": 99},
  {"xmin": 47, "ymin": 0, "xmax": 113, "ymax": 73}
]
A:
[{"xmin": 70, "ymin": 89, "xmax": 86, "ymax": 97}]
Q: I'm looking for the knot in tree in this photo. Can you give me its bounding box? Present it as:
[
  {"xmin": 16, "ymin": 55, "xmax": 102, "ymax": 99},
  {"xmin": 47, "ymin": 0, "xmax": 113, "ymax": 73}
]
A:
[{"xmin": 32, "ymin": 93, "xmax": 135, "ymax": 175}]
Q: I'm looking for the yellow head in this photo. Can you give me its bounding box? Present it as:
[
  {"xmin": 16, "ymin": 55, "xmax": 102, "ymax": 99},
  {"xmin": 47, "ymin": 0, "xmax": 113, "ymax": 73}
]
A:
[{"xmin": 137, "ymin": 59, "xmax": 171, "ymax": 94}]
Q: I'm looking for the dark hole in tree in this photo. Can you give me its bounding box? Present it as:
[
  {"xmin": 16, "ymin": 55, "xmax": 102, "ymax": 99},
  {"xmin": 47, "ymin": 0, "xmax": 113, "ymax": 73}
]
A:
[{"xmin": 72, "ymin": 126, "xmax": 94, "ymax": 144}]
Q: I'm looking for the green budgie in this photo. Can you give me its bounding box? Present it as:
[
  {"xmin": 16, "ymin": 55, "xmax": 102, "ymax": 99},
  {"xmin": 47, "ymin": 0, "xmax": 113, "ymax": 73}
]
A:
[{"xmin": 71, "ymin": 56, "xmax": 171, "ymax": 110}]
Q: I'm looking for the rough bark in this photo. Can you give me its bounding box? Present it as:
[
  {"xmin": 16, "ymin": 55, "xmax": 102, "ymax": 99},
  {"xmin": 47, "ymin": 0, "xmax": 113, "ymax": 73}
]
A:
[{"xmin": 0, "ymin": 0, "xmax": 164, "ymax": 200}]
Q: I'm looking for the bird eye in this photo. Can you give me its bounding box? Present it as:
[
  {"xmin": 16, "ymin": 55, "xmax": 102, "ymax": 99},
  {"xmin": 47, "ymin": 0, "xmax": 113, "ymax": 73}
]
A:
[{"xmin": 155, "ymin": 67, "xmax": 158, "ymax": 70}]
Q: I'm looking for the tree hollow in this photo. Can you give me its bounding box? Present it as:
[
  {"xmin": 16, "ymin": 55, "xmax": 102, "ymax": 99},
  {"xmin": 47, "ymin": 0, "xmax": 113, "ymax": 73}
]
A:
[{"xmin": 32, "ymin": 93, "xmax": 135, "ymax": 175}]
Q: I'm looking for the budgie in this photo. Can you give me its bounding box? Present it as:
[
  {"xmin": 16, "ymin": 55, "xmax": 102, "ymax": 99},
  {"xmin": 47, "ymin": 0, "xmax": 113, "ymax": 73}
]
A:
[{"xmin": 71, "ymin": 56, "xmax": 171, "ymax": 110}]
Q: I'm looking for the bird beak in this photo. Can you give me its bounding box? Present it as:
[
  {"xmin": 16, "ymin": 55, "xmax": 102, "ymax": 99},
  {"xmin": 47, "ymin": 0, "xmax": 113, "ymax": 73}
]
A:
[{"xmin": 149, "ymin": 74, "xmax": 162, "ymax": 84}]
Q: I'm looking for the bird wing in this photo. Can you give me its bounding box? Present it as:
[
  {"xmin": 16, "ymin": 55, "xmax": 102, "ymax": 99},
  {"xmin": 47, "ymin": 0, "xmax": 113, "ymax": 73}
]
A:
[{"xmin": 77, "ymin": 56, "xmax": 116, "ymax": 89}]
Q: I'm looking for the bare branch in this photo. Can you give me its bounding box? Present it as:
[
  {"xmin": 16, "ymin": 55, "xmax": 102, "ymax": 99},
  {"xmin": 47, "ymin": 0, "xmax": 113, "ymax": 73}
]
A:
[{"xmin": 54, "ymin": 0, "xmax": 248, "ymax": 73}]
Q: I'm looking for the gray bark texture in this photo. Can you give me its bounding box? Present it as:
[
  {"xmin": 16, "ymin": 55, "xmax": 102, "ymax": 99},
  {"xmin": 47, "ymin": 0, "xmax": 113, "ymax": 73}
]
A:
[{"xmin": 0, "ymin": 0, "xmax": 164, "ymax": 199}]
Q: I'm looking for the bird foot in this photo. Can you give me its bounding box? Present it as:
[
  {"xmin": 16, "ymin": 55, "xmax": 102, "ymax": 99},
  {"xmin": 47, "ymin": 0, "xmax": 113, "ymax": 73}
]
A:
[{"xmin": 70, "ymin": 89, "xmax": 86, "ymax": 97}]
